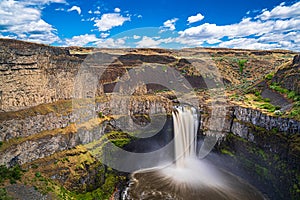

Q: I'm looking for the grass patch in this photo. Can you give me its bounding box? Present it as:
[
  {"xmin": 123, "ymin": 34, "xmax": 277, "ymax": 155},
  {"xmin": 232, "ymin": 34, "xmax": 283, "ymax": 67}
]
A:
[
  {"xmin": 258, "ymin": 103, "xmax": 281, "ymax": 112},
  {"xmin": 268, "ymin": 83, "xmax": 300, "ymax": 119},
  {"xmin": 84, "ymin": 131, "xmax": 132, "ymax": 158},
  {"xmin": 19, "ymin": 145, "xmax": 126, "ymax": 200},
  {"xmin": 288, "ymin": 91, "xmax": 297, "ymax": 99},
  {"xmin": 270, "ymin": 82, "xmax": 289, "ymax": 94},
  {"xmin": 289, "ymin": 107, "xmax": 300, "ymax": 119}
]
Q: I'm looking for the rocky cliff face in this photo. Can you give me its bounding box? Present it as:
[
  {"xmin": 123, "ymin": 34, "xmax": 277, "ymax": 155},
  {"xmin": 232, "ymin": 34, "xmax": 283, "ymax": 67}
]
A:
[
  {"xmin": 0, "ymin": 112, "xmax": 73, "ymax": 141},
  {"xmin": 232, "ymin": 106, "xmax": 300, "ymax": 134},
  {"xmin": 0, "ymin": 39, "xmax": 83, "ymax": 112},
  {"xmin": 217, "ymin": 107, "xmax": 300, "ymax": 200},
  {"xmin": 1, "ymin": 97, "xmax": 299, "ymax": 167},
  {"xmin": 0, "ymin": 93, "xmax": 173, "ymax": 166},
  {"xmin": 0, "ymin": 39, "xmax": 296, "ymax": 112},
  {"xmin": 272, "ymin": 54, "xmax": 300, "ymax": 94}
]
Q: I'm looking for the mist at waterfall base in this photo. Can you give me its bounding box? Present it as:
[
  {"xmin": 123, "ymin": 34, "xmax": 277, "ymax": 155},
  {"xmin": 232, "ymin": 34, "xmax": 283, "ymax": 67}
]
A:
[{"xmin": 121, "ymin": 106, "xmax": 265, "ymax": 200}]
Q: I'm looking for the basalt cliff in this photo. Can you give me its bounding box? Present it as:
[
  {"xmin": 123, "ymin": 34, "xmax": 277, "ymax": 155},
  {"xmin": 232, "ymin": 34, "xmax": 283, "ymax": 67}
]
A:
[{"xmin": 0, "ymin": 39, "xmax": 299, "ymax": 199}]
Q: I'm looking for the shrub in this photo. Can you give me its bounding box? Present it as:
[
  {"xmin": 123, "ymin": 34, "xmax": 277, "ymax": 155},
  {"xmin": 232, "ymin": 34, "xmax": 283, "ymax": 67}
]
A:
[
  {"xmin": 98, "ymin": 112, "xmax": 104, "ymax": 118},
  {"xmin": 293, "ymin": 95, "xmax": 300, "ymax": 101},
  {"xmin": 0, "ymin": 165, "xmax": 23, "ymax": 183},
  {"xmin": 254, "ymin": 91, "xmax": 261, "ymax": 97},
  {"xmin": 287, "ymin": 91, "xmax": 296, "ymax": 99},
  {"xmin": 253, "ymin": 95, "xmax": 263, "ymax": 102},
  {"xmin": 238, "ymin": 59, "xmax": 247, "ymax": 74},
  {"xmin": 265, "ymin": 73, "xmax": 274, "ymax": 80},
  {"xmin": 35, "ymin": 172, "xmax": 42, "ymax": 178},
  {"xmin": 289, "ymin": 108, "xmax": 300, "ymax": 118},
  {"xmin": 264, "ymin": 98, "xmax": 271, "ymax": 102}
]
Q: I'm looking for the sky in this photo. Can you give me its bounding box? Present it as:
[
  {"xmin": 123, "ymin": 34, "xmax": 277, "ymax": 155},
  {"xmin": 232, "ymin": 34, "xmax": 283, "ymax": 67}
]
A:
[{"xmin": 0, "ymin": 0, "xmax": 299, "ymax": 51}]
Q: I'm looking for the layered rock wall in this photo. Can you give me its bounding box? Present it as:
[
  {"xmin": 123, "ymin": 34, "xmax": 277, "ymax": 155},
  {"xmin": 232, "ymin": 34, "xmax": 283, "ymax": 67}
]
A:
[
  {"xmin": 0, "ymin": 39, "xmax": 82, "ymax": 112},
  {"xmin": 1, "ymin": 99, "xmax": 299, "ymax": 166}
]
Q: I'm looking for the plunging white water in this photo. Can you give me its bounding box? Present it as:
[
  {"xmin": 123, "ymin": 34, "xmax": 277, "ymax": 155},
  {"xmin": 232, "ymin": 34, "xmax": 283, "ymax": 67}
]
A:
[
  {"xmin": 123, "ymin": 105, "xmax": 265, "ymax": 200},
  {"xmin": 172, "ymin": 105, "xmax": 199, "ymax": 167},
  {"xmin": 161, "ymin": 105, "xmax": 224, "ymax": 186}
]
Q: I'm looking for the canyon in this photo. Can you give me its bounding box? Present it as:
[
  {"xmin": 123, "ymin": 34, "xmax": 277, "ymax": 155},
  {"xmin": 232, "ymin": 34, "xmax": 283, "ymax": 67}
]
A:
[{"xmin": 0, "ymin": 38, "xmax": 299, "ymax": 199}]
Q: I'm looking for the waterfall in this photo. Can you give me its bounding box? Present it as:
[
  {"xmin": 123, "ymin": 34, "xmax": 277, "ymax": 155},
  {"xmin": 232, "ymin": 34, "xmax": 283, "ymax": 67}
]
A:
[
  {"xmin": 172, "ymin": 105, "xmax": 199, "ymax": 167},
  {"xmin": 123, "ymin": 105, "xmax": 265, "ymax": 200}
]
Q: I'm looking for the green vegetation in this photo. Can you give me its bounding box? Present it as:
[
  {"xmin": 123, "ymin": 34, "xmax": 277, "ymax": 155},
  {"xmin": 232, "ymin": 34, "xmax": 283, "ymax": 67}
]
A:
[
  {"xmin": 111, "ymin": 138, "xmax": 131, "ymax": 148},
  {"xmin": 98, "ymin": 112, "xmax": 104, "ymax": 118},
  {"xmin": 237, "ymin": 59, "xmax": 247, "ymax": 74},
  {"xmin": 269, "ymin": 82, "xmax": 300, "ymax": 119},
  {"xmin": 59, "ymin": 171, "xmax": 123, "ymax": 200},
  {"xmin": 220, "ymin": 149, "xmax": 234, "ymax": 157},
  {"xmin": 15, "ymin": 145, "xmax": 127, "ymax": 200},
  {"xmin": 243, "ymin": 82, "xmax": 300, "ymax": 119},
  {"xmin": 35, "ymin": 172, "xmax": 42, "ymax": 178},
  {"xmin": 265, "ymin": 72, "xmax": 274, "ymax": 80},
  {"xmin": 270, "ymin": 82, "xmax": 289, "ymax": 94},
  {"xmin": 218, "ymin": 129, "xmax": 299, "ymax": 199},
  {"xmin": 254, "ymin": 90, "xmax": 261, "ymax": 97},
  {"xmin": 289, "ymin": 106, "xmax": 300, "ymax": 118},
  {"xmin": 244, "ymin": 92, "xmax": 281, "ymax": 113},
  {"xmin": 230, "ymin": 93, "xmax": 244, "ymax": 101},
  {"xmin": 288, "ymin": 91, "xmax": 297, "ymax": 99},
  {"xmin": 263, "ymin": 98, "xmax": 271, "ymax": 102},
  {"xmin": 258, "ymin": 103, "xmax": 281, "ymax": 112},
  {"xmin": 0, "ymin": 165, "xmax": 23, "ymax": 184},
  {"xmin": 0, "ymin": 188, "xmax": 13, "ymax": 200}
]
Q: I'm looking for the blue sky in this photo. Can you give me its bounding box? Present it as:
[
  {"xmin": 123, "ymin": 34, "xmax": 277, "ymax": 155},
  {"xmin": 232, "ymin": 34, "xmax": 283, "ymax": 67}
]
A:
[{"xmin": 0, "ymin": 0, "xmax": 299, "ymax": 50}]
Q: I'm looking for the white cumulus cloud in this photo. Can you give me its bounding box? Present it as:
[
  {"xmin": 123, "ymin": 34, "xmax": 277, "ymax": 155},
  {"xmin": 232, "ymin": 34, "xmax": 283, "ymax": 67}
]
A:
[
  {"xmin": 64, "ymin": 34, "xmax": 129, "ymax": 48},
  {"xmin": 100, "ymin": 33, "xmax": 109, "ymax": 38},
  {"xmin": 65, "ymin": 34, "xmax": 100, "ymax": 46},
  {"xmin": 177, "ymin": 5, "xmax": 300, "ymax": 51},
  {"xmin": 133, "ymin": 35, "xmax": 141, "ymax": 39},
  {"xmin": 187, "ymin": 13, "xmax": 204, "ymax": 24},
  {"xmin": 67, "ymin": 6, "xmax": 81, "ymax": 15},
  {"xmin": 257, "ymin": 1, "xmax": 300, "ymax": 20},
  {"xmin": 163, "ymin": 18, "xmax": 178, "ymax": 31},
  {"xmin": 94, "ymin": 10, "xmax": 101, "ymax": 15},
  {"xmin": 136, "ymin": 36, "xmax": 174, "ymax": 48},
  {"xmin": 0, "ymin": 0, "xmax": 64, "ymax": 44},
  {"xmin": 136, "ymin": 36, "xmax": 162, "ymax": 48},
  {"xmin": 114, "ymin": 8, "xmax": 121, "ymax": 13},
  {"xmin": 94, "ymin": 13, "xmax": 130, "ymax": 32},
  {"xmin": 95, "ymin": 38, "xmax": 127, "ymax": 48}
]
